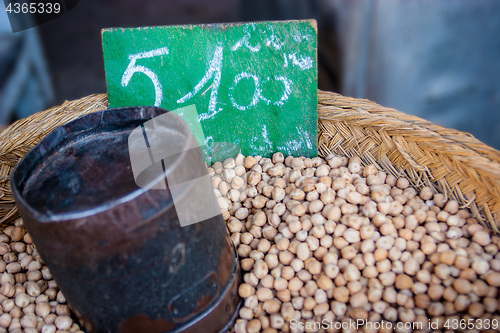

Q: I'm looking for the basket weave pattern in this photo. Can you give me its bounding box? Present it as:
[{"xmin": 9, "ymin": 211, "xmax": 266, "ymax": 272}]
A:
[
  {"xmin": 0, "ymin": 91, "xmax": 499, "ymax": 233},
  {"xmin": 318, "ymin": 91, "xmax": 500, "ymax": 233}
]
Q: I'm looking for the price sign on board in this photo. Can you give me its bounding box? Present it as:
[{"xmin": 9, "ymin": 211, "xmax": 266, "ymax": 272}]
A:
[{"xmin": 102, "ymin": 20, "xmax": 317, "ymax": 158}]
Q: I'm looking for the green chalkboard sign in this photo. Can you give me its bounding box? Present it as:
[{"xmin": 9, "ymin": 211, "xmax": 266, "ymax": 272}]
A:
[{"xmin": 102, "ymin": 20, "xmax": 317, "ymax": 158}]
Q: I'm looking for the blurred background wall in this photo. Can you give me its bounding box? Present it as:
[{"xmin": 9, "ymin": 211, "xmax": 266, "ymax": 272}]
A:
[
  {"xmin": 1, "ymin": 0, "xmax": 500, "ymax": 149},
  {"xmin": 328, "ymin": 0, "xmax": 500, "ymax": 150}
]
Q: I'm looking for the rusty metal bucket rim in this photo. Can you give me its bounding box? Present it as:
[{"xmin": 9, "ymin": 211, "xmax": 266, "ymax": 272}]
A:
[{"xmin": 11, "ymin": 106, "xmax": 195, "ymax": 223}]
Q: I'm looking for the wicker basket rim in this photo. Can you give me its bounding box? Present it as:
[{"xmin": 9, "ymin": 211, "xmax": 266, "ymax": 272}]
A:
[{"xmin": 0, "ymin": 91, "xmax": 498, "ymax": 234}]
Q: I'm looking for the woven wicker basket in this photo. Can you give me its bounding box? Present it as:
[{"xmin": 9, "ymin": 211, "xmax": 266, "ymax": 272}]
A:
[{"xmin": 1, "ymin": 91, "xmax": 499, "ymax": 234}]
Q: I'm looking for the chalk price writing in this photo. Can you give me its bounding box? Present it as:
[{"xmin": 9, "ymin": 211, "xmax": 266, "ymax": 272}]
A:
[
  {"xmin": 176, "ymin": 45, "xmax": 223, "ymax": 121},
  {"xmin": 229, "ymin": 73, "xmax": 292, "ymax": 111},
  {"xmin": 119, "ymin": 25, "xmax": 314, "ymax": 121},
  {"xmin": 103, "ymin": 20, "xmax": 318, "ymax": 158},
  {"xmin": 121, "ymin": 47, "xmax": 169, "ymax": 108}
]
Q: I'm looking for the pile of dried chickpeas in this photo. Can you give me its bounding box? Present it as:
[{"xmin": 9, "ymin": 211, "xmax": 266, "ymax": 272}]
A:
[
  {"xmin": 0, "ymin": 152, "xmax": 498, "ymax": 332},
  {"xmin": 0, "ymin": 221, "xmax": 82, "ymax": 333},
  {"xmin": 209, "ymin": 153, "xmax": 500, "ymax": 333}
]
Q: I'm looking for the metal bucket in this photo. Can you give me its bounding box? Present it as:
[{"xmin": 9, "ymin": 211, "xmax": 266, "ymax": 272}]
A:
[{"xmin": 11, "ymin": 106, "xmax": 240, "ymax": 333}]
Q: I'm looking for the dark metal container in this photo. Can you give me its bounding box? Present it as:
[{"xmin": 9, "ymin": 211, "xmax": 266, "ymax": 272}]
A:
[{"xmin": 11, "ymin": 106, "xmax": 240, "ymax": 333}]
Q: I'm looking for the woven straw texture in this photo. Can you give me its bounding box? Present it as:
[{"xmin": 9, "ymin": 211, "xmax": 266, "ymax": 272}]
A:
[{"xmin": 0, "ymin": 91, "xmax": 499, "ymax": 233}]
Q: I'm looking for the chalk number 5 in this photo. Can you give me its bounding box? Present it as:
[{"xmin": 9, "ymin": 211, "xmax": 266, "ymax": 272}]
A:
[{"xmin": 121, "ymin": 47, "xmax": 169, "ymax": 107}]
